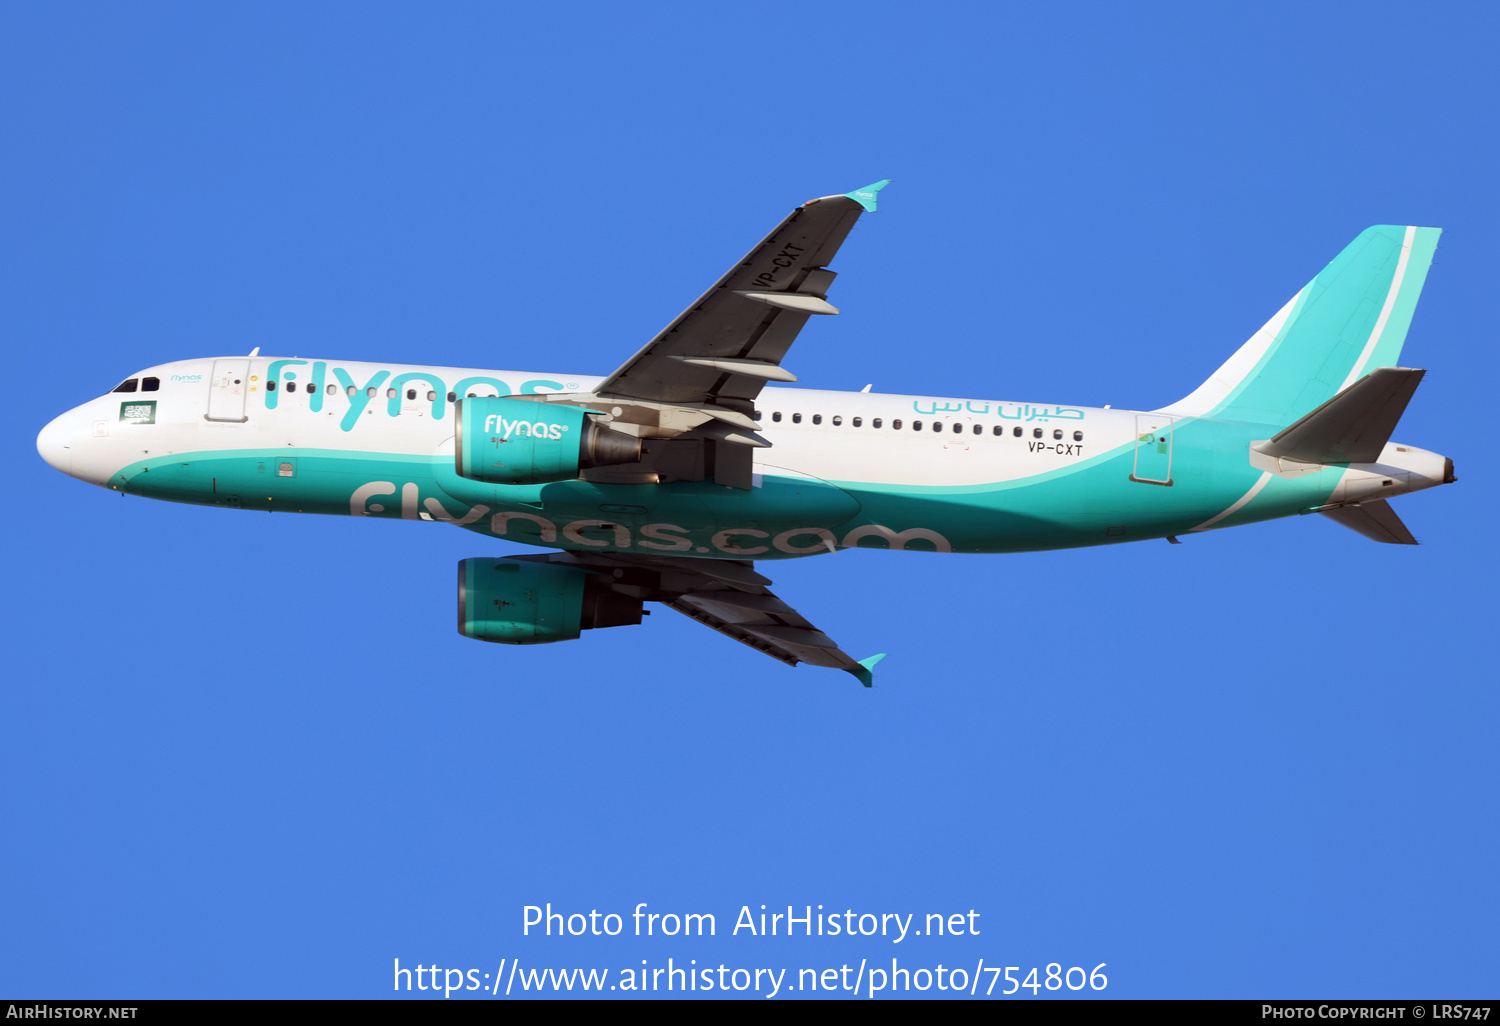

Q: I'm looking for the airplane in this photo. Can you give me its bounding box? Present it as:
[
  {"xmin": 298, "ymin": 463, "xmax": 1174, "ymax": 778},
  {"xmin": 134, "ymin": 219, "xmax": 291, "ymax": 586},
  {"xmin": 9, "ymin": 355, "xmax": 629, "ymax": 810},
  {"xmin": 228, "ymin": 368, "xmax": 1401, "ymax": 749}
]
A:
[{"xmin": 35, "ymin": 181, "xmax": 1455, "ymax": 686}]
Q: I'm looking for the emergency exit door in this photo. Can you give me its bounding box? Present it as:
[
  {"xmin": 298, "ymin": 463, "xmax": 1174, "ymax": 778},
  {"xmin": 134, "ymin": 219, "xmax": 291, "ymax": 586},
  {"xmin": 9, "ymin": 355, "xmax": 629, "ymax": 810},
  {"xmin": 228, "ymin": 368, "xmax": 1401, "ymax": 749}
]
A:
[
  {"xmin": 1130, "ymin": 414, "xmax": 1174, "ymax": 485},
  {"xmin": 206, "ymin": 359, "xmax": 250, "ymax": 423}
]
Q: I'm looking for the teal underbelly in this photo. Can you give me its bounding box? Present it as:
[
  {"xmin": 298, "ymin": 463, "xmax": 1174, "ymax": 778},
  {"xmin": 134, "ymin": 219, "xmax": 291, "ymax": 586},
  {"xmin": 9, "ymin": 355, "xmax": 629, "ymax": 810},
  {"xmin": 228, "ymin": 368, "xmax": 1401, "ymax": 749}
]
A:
[{"xmin": 113, "ymin": 433, "xmax": 1343, "ymax": 559}]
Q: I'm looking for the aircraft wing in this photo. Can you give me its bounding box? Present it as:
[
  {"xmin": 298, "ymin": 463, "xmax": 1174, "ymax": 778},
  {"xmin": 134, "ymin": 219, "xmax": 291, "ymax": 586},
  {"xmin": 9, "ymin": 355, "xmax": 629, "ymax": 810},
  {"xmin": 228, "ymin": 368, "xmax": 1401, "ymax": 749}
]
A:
[
  {"xmin": 508, "ymin": 550, "xmax": 884, "ymax": 686},
  {"xmin": 594, "ymin": 180, "xmax": 890, "ymax": 410}
]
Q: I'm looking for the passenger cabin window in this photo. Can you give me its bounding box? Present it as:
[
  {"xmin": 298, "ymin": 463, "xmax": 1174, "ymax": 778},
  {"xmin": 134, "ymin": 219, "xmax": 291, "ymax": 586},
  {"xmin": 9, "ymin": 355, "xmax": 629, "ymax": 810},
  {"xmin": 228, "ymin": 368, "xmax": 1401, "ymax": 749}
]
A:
[
  {"xmin": 792, "ymin": 413, "xmax": 802, "ymax": 423},
  {"xmin": 366, "ymin": 387, "xmax": 377, "ymax": 398},
  {"xmin": 893, "ymin": 419, "xmax": 902, "ymax": 429},
  {"xmin": 406, "ymin": 388, "xmax": 417, "ymax": 400},
  {"xmin": 753, "ymin": 410, "xmax": 762, "ymax": 420},
  {"xmin": 932, "ymin": 421, "xmax": 942, "ymax": 433},
  {"xmin": 1074, "ymin": 431, "xmax": 1084, "ymax": 441},
  {"xmin": 993, "ymin": 425, "xmax": 1004, "ymax": 435},
  {"xmin": 1013, "ymin": 426, "xmax": 1022, "ymax": 437},
  {"xmin": 387, "ymin": 388, "xmax": 397, "ymax": 398},
  {"xmin": 348, "ymin": 385, "xmax": 358, "ymax": 396},
  {"xmin": 327, "ymin": 384, "xmax": 337, "ymax": 396},
  {"xmin": 1053, "ymin": 429, "xmax": 1063, "ymax": 440},
  {"xmin": 812, "ymin": 414, "xmax": 822, "ymax": 425},
  {"xmin": 873, "ymin": 418, "xmax": 883, "ymax": 428},
  {"xmin": 852, "ymin": 417, "xmax": 862, "ymax": 427},
  {"xmin": 913, "ymin": 420, "xmax": 923, "ymax": 431},
  {"xmin": 426, "ymin": 390, "xmax": 436, "ymax": 401},
  {"xmin": 1033, "ymin": 428, "xmax": 1043, "ymax": 438},
  {"xmin": 972, "ymin": 424, "xmax": 981, "ymax": 435},
  {"xmin": 772, "ymin": 412, "xmax": 782, "ymax": 422},
  {"xmin": 832, "ymin": 416, "xmax": 842, "ymax": 426},
  {"xmin": 266, "ymin": 381, "xmax": 277, "ymax": 392},
  {"xmin": 142, "ymin": 377, "xmax": 160, "ymax": 391},
  {"xmin": 447, "ymin": 392, "xmax": 457, "ymax": 403}
]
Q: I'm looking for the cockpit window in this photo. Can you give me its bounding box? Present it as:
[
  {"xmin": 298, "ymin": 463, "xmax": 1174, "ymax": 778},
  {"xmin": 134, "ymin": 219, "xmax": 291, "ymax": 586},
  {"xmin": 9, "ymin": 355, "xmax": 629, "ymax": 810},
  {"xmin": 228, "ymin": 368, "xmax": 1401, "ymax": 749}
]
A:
[
  {"xmin": 141, "ymin": 377, "xmax": 160, "ymax": 391},
  {"xmin": 112, "ymin": 378, "xmax": 139, "ymax": 393}
]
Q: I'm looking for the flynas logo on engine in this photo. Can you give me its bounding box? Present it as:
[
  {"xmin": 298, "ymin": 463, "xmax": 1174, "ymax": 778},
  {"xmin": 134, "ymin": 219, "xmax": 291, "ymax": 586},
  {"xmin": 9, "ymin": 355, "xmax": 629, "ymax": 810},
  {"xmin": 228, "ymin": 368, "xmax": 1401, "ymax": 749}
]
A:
[{"xmin": 485, "ymin": 414, "xmax": 570, "ymax": 441}]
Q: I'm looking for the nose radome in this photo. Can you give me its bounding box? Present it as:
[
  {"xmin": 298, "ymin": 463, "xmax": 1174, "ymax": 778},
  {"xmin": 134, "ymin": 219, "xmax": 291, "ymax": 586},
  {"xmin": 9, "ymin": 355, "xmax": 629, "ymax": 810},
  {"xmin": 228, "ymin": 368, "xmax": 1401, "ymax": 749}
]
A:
[{"xmin": 37, "ymin": 411, "xmax": 75, "ymax": 477}]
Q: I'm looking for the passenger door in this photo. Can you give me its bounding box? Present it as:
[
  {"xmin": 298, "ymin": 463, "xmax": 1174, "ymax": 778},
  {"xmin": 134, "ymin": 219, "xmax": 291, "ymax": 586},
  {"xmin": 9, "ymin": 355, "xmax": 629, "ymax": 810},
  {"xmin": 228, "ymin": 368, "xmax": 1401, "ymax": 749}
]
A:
[{"xmin": 206, "ymin": 359, "xmax": 251, "ymax": 423}]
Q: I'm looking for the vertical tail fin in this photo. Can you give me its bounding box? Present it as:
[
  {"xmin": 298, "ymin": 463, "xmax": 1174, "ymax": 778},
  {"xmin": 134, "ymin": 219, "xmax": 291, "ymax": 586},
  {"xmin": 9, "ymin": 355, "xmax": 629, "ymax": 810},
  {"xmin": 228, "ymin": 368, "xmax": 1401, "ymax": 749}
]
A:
[{"xmin": 1163, "ymin": 226, "xmax": 1440, "ymax": 427}]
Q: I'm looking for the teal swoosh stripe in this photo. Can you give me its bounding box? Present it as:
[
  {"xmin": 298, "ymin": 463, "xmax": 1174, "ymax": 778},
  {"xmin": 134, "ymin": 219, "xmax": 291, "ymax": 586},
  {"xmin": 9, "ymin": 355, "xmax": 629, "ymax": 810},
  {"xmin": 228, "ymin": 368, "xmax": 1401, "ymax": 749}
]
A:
[{"xmin": 1211, "ymin": 226, "xmax": 1439, "ymax": 428}]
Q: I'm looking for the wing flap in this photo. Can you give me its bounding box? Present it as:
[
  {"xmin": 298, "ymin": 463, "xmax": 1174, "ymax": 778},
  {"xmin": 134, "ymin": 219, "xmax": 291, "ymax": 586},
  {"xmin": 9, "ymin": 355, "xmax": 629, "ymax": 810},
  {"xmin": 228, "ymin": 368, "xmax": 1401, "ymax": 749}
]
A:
[
  {"xmin": 511, "ymin": 551, "xmax": 876, "ymax": 683},
  {"xmin": 529, "ymin": 186, "xmax": 885, "ymax": 489},
  {"xmin": 668, "ymin": 597, "xmax": 800, "ymax": 668},
  {"xmin": 594, "ymin": 186, "xmax": 883, "ymax": 409}
]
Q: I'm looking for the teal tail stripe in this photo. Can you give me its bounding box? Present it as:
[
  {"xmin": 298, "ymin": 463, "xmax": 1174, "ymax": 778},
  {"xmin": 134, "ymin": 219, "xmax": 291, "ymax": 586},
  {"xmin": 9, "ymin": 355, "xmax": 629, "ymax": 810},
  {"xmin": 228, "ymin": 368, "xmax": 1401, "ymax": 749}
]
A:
[{"xmin": 1214, "ymin": 225, "xmax": 1440, "ymax": 427}]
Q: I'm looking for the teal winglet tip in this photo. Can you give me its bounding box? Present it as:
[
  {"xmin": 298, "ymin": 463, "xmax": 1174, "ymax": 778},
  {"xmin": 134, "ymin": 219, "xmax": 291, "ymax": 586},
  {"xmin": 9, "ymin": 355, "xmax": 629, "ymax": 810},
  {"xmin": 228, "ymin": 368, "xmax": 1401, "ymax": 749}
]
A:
[
  {"xmin": 849, "ymin": 652, "xmax": 888, "ymax": 688},
  {"xmin": 845, "ymin": 179, "xmax": 892, "ymax": 213}
]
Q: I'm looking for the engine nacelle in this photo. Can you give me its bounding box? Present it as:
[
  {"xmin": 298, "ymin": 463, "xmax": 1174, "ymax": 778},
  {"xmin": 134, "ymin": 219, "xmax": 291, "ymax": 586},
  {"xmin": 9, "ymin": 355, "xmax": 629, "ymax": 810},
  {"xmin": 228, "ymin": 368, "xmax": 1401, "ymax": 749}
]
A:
[
  {"xmin": 457, "ymin": 557, "xmax": 643, "ymax": 645},
  {"xmin": 454, "ymin": 396, "xmax": 640, "ymax": 485}
]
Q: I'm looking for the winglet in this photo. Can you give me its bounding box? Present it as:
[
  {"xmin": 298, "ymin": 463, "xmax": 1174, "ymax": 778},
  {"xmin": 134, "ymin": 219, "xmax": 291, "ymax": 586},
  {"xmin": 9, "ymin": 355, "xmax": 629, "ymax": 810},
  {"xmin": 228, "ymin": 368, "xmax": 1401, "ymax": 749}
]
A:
[
  {"xmin": 848, "ymin": 652, "xmax": 887, "ymax": 688},
  {"xmin": 844, "ymin": 180, "xmax": 891, "ymax": 213}
]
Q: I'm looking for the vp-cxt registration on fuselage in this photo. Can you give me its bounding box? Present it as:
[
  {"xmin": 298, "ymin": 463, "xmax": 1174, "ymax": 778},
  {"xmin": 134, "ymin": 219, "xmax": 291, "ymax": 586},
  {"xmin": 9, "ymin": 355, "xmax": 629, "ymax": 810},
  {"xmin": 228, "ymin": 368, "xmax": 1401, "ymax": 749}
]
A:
[{"xmin": 36, "ymin": 182, "xmax": 1455, "ymax": 685}]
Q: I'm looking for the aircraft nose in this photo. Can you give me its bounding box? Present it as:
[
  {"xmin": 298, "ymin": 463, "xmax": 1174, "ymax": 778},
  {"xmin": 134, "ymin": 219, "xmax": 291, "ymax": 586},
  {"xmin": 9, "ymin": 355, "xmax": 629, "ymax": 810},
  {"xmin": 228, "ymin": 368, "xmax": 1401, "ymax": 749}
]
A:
[{"xmin": 36, "ymin": 410, "xmax": 77, "ymax": 476}]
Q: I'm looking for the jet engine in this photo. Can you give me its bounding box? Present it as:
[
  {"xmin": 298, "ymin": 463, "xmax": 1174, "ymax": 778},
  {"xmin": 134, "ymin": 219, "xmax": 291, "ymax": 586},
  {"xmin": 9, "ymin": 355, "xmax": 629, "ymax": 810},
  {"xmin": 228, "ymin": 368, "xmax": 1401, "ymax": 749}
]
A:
[
  {"xmin": 454, "ymin": 397, "xmax": 640, "ymax": 485},
  {"xmin": 457, "ymin": 557, "xmax": 643, "ymax": 644}
]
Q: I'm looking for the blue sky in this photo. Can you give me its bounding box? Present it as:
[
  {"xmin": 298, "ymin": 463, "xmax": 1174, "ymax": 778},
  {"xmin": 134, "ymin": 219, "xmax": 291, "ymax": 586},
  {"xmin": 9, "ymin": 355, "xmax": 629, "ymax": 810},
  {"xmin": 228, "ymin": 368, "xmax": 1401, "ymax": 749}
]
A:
[{"xmin": 3, "ymin": 1, "xmax": 1496, "ymax": 1000}]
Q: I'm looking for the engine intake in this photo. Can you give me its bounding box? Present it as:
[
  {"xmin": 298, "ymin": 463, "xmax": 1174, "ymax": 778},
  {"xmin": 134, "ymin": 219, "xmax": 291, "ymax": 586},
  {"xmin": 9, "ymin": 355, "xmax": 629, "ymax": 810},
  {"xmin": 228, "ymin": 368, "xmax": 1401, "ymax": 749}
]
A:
[
  {"xmin": 457, "ymin": 557, "xmax": 643, "ymax": 645},
  {"xmin": 455, "ymin": 396, "xmax": 641, "ymax": 485}
]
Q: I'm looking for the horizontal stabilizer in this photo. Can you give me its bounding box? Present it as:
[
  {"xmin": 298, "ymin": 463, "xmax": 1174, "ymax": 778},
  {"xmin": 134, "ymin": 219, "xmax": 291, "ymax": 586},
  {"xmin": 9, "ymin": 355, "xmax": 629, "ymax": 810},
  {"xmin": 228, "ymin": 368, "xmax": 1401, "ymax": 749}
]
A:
[
  {"xmin": 1320, "ymin": 499, "xmax": 1418, "ymax": 545},
  {"xmin": 1253, "ymin": 367, "xmax": 1425, "ymax": 465}
]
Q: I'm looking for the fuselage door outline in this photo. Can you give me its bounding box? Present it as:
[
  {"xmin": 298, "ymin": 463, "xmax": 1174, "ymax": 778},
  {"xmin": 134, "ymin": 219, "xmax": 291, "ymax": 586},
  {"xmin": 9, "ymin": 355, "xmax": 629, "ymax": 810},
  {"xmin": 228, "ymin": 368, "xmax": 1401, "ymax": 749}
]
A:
[
  {"xmin": 1130, "ymin": 413, "xmax": 1174, "ymax": 486},
  {"xmin": 206, "ymin": 358, "xmax": 251, "ymax": 424}
]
